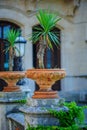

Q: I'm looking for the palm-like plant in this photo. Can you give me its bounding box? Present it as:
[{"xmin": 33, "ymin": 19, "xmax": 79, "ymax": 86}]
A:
[
  {"xmin": 6, "ymin": 29, "xmax": 19, "ymax": 71},
  {"xmin": 30, "ymin": 9, "xmax": 61, "ymax": 68}
]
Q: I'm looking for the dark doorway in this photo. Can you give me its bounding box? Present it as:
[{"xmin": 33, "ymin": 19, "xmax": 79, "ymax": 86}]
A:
[{"xmin": 0, "ymin": 39, "xmax": 4, "ymax": 71}]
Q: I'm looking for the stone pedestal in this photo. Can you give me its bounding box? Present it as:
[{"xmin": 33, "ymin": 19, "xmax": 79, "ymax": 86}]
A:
[
  {"xmin": 0, "ymin": 92, "xmax": 28, "ymax": 130},
  {"xmin": 20, "ymin": 98, "xmax": 66, "ymax": 129}
]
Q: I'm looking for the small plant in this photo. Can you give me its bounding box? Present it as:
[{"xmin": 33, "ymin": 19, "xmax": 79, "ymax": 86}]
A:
[
  {"xmin": 6, "ymin": 29, "xmax": 19, "ymax": 70},
  {"xmin": 49, "ymin": 102, "xmax": 86, "ymax": 128},
  {"xmin": 29, "ymin": 9, "xmax": 61, "ymax": 68}
]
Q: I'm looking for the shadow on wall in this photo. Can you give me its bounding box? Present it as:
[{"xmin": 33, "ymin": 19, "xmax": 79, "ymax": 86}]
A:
[
  {"xmin": 0, "ymin": 79, "xmax": 8, "ymax": 91},
  {"xmin": 52, "ymin": 80, "xmax": 61, "ymax": 91},
  {"xmin": 16, "ymin": 78, "xmax": 61, "ymax": 94},
  {"xmin": 0, "ymin": 77, "xmax": 60, "ymax": 93}
]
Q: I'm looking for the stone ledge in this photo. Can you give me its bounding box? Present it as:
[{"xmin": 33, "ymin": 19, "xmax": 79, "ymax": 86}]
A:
[
  {"xmin": 59, "ymin": 91, "xmax": 87, "ymax": 103},
  {"xmin": 7, "ymin": 113, "xmax": 24, "ymax": 127},
  {"xmin": 26, "ymin": 98, "xmax": 63, "ymax": 107},
  {"xmin": 0, "ymin": 92, "xmax": 28, "ymax": 103}
]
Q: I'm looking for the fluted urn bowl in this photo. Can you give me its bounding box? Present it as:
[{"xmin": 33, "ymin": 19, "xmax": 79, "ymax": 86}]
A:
[
  {"xmin": 0, "ymin": 71, "xmax": 25, "ymax": 92},
  {"xmin": 26, "ymin": 69, "xmax": 66, "ymax": 98}
]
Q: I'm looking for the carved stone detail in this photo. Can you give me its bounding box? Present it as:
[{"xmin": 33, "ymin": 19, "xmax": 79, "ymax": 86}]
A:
[
  {"xmin": 74, "ymin": 0, "xmax": 80, "ymax": 7},
  {"xmin": 65, "ymin": 0, "xmax": 81, "ymax": 16},
  {"xmin": 25, "ymin": 0, "xmax": 39, "ymax": 12}
]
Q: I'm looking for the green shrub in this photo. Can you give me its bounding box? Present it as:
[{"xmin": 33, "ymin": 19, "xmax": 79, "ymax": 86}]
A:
[
  {"xmin": 49, "ymin": 102, "xmax": 85, "ymax": 127},
  {"xmin": 14, "ymin": 99, "xmax": 27, "ymax": 104},
  {"xmin": 26, "ymin": 102, "xmax": 87, "ymax": 130},
  {"xmin": 26, "ymin": 124, "xmax": 80, "ymax": 130}
]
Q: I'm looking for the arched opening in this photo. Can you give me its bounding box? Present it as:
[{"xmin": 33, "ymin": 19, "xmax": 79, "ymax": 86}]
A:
[
  {"xmin": 0, "ymin": 20, "xmax": 20, "ymax": 71},
  {"xmin": 32, "ymin": 25, "xmax": 61, "ymax": 91}
]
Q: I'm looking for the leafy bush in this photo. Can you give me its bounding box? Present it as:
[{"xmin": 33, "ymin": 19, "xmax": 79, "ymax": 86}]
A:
[
  {"xmin": 49, "ymin": 102, "xmax": 85, "ymax": 127},
  {"xmin": 26, "ymin": 102, "xmax": 87, "ymax": 130},
  {"xmin": 26, "ymin": 124, "xmax": 82, "ymax": 130}
]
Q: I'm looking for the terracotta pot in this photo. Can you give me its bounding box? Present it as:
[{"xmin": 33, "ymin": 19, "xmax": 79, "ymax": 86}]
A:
[
  {"xmin": 26, "ymin": 69, "xmax": 66, "ymax": 98},
  {"xmin": 0, "ymin": 71, "xmax": 25, "ymax": 92}
]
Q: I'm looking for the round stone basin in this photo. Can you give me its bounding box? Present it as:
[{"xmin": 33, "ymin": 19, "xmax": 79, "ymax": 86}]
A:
[
  {"xmin": 0, "ymin": 71, "xmax": 26, "ymax": 92},
  {"xmin": 26, "ymin": 69, "xmax": 66, "ymax": 98}
]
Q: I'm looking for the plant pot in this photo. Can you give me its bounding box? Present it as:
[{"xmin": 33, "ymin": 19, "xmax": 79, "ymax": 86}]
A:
[
  {"xmin": 26, "ymin": 69, "xmax": 66, "ymax": 98},
  {"xmin": 0, "ymin": 71, "xmax": 25, "ymax": 92}
]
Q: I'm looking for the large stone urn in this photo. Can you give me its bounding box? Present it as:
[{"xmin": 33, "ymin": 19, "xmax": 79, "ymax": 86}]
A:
[
  {"xmin": 0, "ymin": 71, "xmax": 25, "ymax": 92},
  {"xmin": 26, "ymin": 69, "xmax": 66, "ymax": 98}
]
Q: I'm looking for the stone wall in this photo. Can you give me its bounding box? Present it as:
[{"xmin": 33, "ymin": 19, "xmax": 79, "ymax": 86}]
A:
[
  {"xmin": 0, "ymin": 92, "xmax": 28, "ymax": 130},
  {"xmin": 61, "ymin": 0, "xmax": 87, "ymax": 95}
]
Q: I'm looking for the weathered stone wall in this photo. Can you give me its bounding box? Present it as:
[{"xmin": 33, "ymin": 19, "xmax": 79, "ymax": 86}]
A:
[
  {"xmin": 0, "ymin": 92, "xmax": 28, "ymax": 130},
  {"xmin": 61, "ymin": 0, "xmax": 87, "ymax": 95}
]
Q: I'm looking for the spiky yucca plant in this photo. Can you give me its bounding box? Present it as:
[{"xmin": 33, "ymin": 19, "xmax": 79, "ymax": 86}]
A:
[
  {"xmin": 6, "ymin": 29, "xmax": 19, "ymax": 71},
  {"xmin": 30, "ymin": 9, "xmax": 61, "ymax": 68}
]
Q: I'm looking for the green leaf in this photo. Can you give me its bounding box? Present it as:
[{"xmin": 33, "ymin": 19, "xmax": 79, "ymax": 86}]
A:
[
  {"xmin": 7, "ymin": 28, "xmax": 19, "ymax": 48},
  {"xmin": 29, "ymin": 9, "xmax": 61, "ymax": 47}
]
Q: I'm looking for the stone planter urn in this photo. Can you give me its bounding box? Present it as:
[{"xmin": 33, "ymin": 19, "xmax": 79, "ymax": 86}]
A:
[
  {"xmin": 0, "ymin": 71, "xmax": 25, "ymax": 92},
  {"xmin": 26, "ymin": 69, "xmax": 66, "ymax": 98}
]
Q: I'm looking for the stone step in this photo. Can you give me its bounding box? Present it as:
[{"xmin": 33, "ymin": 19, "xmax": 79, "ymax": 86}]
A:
[{"xmin": 7, "ymin": 113, "xmax": 24, "ymax": 130}]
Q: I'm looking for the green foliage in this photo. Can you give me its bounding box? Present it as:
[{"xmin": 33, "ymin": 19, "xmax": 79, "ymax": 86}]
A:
[
  {"xmin": 14, "ymin": 99, "xmax": 27, "ymax": 104},
  {"xmin": 30, "ymin": 9, "xmax": 61, "ymax": 49},
  {"xmin": 6, "ymin": 28, "xmax": 20, "ymax": 54},
  {"xmin": 26, "ymin": 102, "xmax": 87, "ymax": 130},
  {"xmin": 29, "ymin": 9, "xmax": 61, "ymax": 68},
  {"xmin": 7, "ymin": 29, "xmax": 19, "ymax": 46},
  {"xmin": 26, "ymin": 124, "xmax": 80, "ymax": 130},
  {"xmin": 49, "ymin": 102, "xmax": 85, "ymax": 127}
]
